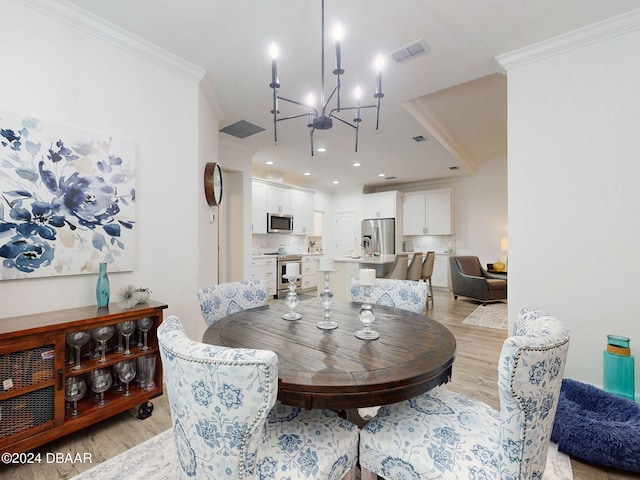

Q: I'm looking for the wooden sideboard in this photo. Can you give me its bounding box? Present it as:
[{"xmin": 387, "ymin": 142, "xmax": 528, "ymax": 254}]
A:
[{"xmin": 0, "ymin": 300, "xmax": 167, "ymax": 453}]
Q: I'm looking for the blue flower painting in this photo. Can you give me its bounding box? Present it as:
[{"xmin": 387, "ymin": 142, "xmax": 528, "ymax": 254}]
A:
[{"xmin": 0, "ymin": 111, "xmax": 135, "ymax": 279}]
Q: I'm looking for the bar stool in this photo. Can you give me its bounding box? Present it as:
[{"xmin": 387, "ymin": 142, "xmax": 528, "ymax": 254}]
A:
[
  {"xmin": 406, "ymin": 252, "xmax": 423, "ymax": 281},
  {"xmin": 421, "ymin": 251, "xmax": 435, "ymax": 308}
]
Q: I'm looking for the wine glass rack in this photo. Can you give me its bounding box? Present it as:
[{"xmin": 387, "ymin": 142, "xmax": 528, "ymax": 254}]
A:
[{"xmin": 0, "ymin": 300, "xmax": 167, "ymax": 453}]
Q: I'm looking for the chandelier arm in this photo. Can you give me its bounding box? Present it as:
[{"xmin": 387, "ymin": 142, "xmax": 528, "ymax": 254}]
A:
[
  {"xmin": 322, "ymin": 85, "xmax": 340, "ymax": 116},
  {"xmin": 330, "ymin": 104, "xmax": 376, "ymax": 114},
  {"xmin": 329, "ymin": 113, "xmax": 356, "ymax": 129},
  {"xmin": 277, "ymin": 113, "xmax": 316, "ymax": 123},
  {"xmin": 277, "ymin": 96, "xmax": 319, "ymax": 115}
]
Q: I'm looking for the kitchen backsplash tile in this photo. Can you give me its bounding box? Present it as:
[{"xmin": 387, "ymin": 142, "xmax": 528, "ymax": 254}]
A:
[
  {"xmin": 253, "ymin": 234, "xmax": 307, "ymax": 254},
  {"xmin": 402, "ymin": 235, "xmax": 455, "ymax": 254}
]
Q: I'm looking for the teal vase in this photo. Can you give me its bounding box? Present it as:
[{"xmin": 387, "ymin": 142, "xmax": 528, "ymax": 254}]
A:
[
  {"xmin": 603, "ymin": 335, "xmax": 635, "ymax": 401},
  {"xmin": 96, "ymin": 262, "xmax": 110, "ymax": 307}
]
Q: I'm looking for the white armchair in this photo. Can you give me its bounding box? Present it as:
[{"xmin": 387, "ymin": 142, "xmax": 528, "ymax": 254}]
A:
[
  {"xmin": 350, "ymin": 278, "xmax": 427, "ymax": 314},
  {"xmin": 197, "ymin": 279, "xmax": 268, "ymax": 326},
  {"xmin": 359, "ymin": 306, "xmax": 570, "ymax": 479},
  {"xmin": 158, "ymin": 315, "xmax": 359, "ymax": 479}
]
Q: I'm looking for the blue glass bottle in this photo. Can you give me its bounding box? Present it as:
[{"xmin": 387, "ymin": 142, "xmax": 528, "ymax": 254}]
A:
[{"xmin": 96, "ymin": 262, "xmax": 110, "ymax": 307}]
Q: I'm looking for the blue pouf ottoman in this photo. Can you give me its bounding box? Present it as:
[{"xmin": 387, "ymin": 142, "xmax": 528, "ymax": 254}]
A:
[{"xmin": 551, "ymin": 378, "xmax": 640, "ymax": 473}]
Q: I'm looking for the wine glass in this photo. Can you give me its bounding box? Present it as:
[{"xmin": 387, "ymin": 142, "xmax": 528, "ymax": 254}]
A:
[
  {"xmin": 137, "ymin": 317, "xmax": 153, "ymax": 351},
  {"xmin": 89, "ymin": 369, "xmax": 112, "ymax": 406},
  {"xmin": 112, "ymin": 363, "xmax": 124, "ymax": 392},
  {"xmin": 117, "ymin": 360, "xmax": 136, "ymax": 397},
  {"xmin": 117, "ymin": 321, "xmax": 136, "ymax": 356},
  {"xmin": 92, "ymin": 326, "xmax": 114, "ymax": 364},
  {"xmin": 64, "ymin": 376, "xmax": 86, "ymax": 417},
  {"xmin": 65, "ymin": 330, "xmax": 91, "ymax": 371}
]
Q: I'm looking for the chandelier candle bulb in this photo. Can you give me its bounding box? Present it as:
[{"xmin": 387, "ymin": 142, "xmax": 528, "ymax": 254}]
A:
[
  {"xmin": 318, "ymin": 258, "xmax": 335, "ymax": 271},
  {"xmin": 270, "ymin": 43, "xmax": 279, "ymax": 87},
  {"xmin": 286, "ymin": 262, "xmax": 300, "ymax": 276},
  {"xmin": 359, "ymin": 268, "xmax": 376, "ymax": 286}
]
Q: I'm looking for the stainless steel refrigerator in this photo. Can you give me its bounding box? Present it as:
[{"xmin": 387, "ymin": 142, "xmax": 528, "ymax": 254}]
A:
[{"xmin": 362, "ymin": 218, "xmax": 395, "ymax": 255}]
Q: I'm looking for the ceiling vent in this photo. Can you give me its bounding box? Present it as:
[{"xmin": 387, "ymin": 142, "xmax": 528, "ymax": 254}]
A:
[
  {"xmin": 391, "ymin": 39, "xmax": 430, "ymax": 63},
  {"xmin": 219, "ymin": 120, "xmax": 265, "ymax": 139},
  {"xmin": 412, "ymin": 135, "xmax": 428, "ymax": 143}
]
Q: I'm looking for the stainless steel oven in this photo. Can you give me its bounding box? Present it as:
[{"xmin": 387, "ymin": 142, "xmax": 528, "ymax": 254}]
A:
[{"xmin": 277, "ymin": 254, "xmax": 302, "ymax": 298}]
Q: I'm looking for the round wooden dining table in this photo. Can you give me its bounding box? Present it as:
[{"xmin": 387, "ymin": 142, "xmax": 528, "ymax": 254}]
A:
[{"xmin": 202, "ymin": 299, "xmax": 456, "ymax": 414}]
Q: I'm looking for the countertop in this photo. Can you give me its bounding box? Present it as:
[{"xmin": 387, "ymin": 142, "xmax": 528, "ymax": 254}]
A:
[
  {"xmin": 334, "ymin": 254, "xmax": 396, "ymax": 264},
  {"xmin": 252, "ymin": 252, "xmax": 323, "ymax": 258}
]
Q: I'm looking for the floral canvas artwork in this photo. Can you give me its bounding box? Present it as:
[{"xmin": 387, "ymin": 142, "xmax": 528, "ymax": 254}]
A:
[{"xmin": 0, "ymin": 111, "xmax": 135, "ymax": 280}]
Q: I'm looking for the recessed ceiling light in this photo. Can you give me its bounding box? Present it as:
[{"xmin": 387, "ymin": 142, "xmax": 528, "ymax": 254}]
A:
[
  {"xmin": 304, "ymin": 172, "xmax": 311, "ymax": 176},
  {"xmin": 378, "ymin": 173, "xmax": 385, "ymax": 177},
  {"xmin": 332, "ymin": 180, "xmax": 339, "ymax": 184},
  {"xmin": 353, "ymin": 162, "xmax": 361, "ymax": 167},
  {"xmin": 317, "ymin": 147, "xmax": 326, "ymax": 153},
  {"xmin": 266, "ymin": 160, "xmax": 274, "ymax": 165}
]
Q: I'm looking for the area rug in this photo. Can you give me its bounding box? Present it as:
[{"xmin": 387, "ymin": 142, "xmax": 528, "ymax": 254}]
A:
[
  {"xmin": 71, "ymin": 426, "xmax": 572, "ymax": 480},
  {"xmin": 462, "ymin": 302, "xmax": 507, "ymax": 330},
  {"xmin": 70, "ymin": 429, "xmax": 176, "ymax": 480}
]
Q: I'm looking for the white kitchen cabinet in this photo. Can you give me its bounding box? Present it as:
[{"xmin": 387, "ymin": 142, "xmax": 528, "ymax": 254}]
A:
[
  {"xmin": 301, "ymin": 256, "xmax": 318, "ymax": 291},
  {"xmin": 252, "ymin": 181, "xmax": 267, "ymax": 234},
  {"xmin": 266, "ymin": 185, "xmax": 292, "ymax": 215},
  {"xmin": 250, "ymin": 257, "xmax": 277, "ymax": 297},
  {"xmin": 291, "ymin": 190, "xmax": 315, "ymax": 235},
  {"xmin": 432, "ymin": 254, "xmax": 450, "ymax": 289},
  {"xmin": 363, "ymin": 191, "xmax": 401, "ymax": 219},
  {"xmin": 402, "ymin": 189, "xmax": 453, "ymax": 235}
]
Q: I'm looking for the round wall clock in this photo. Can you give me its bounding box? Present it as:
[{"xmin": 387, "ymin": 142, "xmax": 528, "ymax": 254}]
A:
[{"xmin": 204, "ymin": 162, "xmax": 223, "ymax": 206}]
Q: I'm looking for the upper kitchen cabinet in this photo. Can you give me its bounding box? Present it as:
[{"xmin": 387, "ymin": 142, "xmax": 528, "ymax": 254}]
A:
[
  {"xmin": 266, "ymin": 184, "xmax": 292, "ymax": 215},
  {"xmin": 252, "ymin": 181, "xmax": 268, "ymax": 234},
  {"xmin": 363, "ymin": 191, "xmax": 402, "ymax": 219},
  {"xmin": 291, "ymin": 189, "xmax": 315, "ymax": 235},
  {"xmin": 252, "ymin": 179, "xmax": 315, "ymax": 235},
  {"xmin": 402, "ymin": 189, "xmax": 453, "ymax": 235}
]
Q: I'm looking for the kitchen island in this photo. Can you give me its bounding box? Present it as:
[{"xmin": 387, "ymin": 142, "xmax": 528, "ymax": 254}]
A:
[
  {"xmin": 328, "ymin": 255, "xmax": 397, "ymax": 301},
  {"xmin": 321, "ymin": 252, "xmax": 452, "ymax": 301}
]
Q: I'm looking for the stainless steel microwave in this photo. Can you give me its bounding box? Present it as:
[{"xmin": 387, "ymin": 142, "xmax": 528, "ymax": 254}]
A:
[{"xmin": 267, "ymin": 213, "xmax": 294, "ymax": 233}]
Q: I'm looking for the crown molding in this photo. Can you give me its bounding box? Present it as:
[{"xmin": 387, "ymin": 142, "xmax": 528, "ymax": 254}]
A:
[
  {"xmin": 200, "ymin": 74, "xmax": 225, "ymax": 122},
  {"xmin": 16, "ymin": 0, "xmax": 206, "ymax": 83},
  {"xmin": 402, "ymin": 99, "xmax": 477, "ymax": 176},
  {"xmin": 497, "ymin": 8, "xmax": 640, "ymax": 70}
]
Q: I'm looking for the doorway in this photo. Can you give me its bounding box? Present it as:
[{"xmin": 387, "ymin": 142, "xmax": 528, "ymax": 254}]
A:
[{"xmin": 218, "ymin": 169, "xmax": 244, "ymax": 283}]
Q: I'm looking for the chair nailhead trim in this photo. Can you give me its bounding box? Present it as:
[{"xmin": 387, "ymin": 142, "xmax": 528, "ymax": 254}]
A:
[{"xmin": 508, "ymin": 336, "xmax": 569, "ymax": 477}]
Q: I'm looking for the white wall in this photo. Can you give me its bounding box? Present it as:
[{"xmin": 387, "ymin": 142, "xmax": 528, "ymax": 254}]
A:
[
  {"xmin": 500, "ymin": 11, "xmax": 640, "ymax": 397},
  {"xmin": 0, "ymin": 2, "xmax": 217, "ymax": 342}
]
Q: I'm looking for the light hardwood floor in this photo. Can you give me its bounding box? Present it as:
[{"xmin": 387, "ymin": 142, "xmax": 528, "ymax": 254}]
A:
[{"xmin": 3, "ymin": 290, "xmax": 639, "ymax": 479}]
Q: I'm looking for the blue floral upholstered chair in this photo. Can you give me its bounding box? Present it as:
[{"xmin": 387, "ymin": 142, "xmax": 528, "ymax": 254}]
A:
[
  {"xmin": 158, "ymin": 315, "xmax": 359, "ymax": 480},
  {"xmin": 359, "ymin": 306, "xmax": 570, "ymax": 480},
  {"xmin": 350, "ymin": 278, "xmax": 427, "ymax": 315},
  {"xmin": 198, "ymin": 279, "xmax": 268, "ymax": 326}
]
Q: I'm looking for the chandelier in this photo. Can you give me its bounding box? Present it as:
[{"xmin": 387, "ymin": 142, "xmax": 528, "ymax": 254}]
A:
[{"xmin": 269, "ymin": 0, "xmax": 384, "ymax": 156}]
